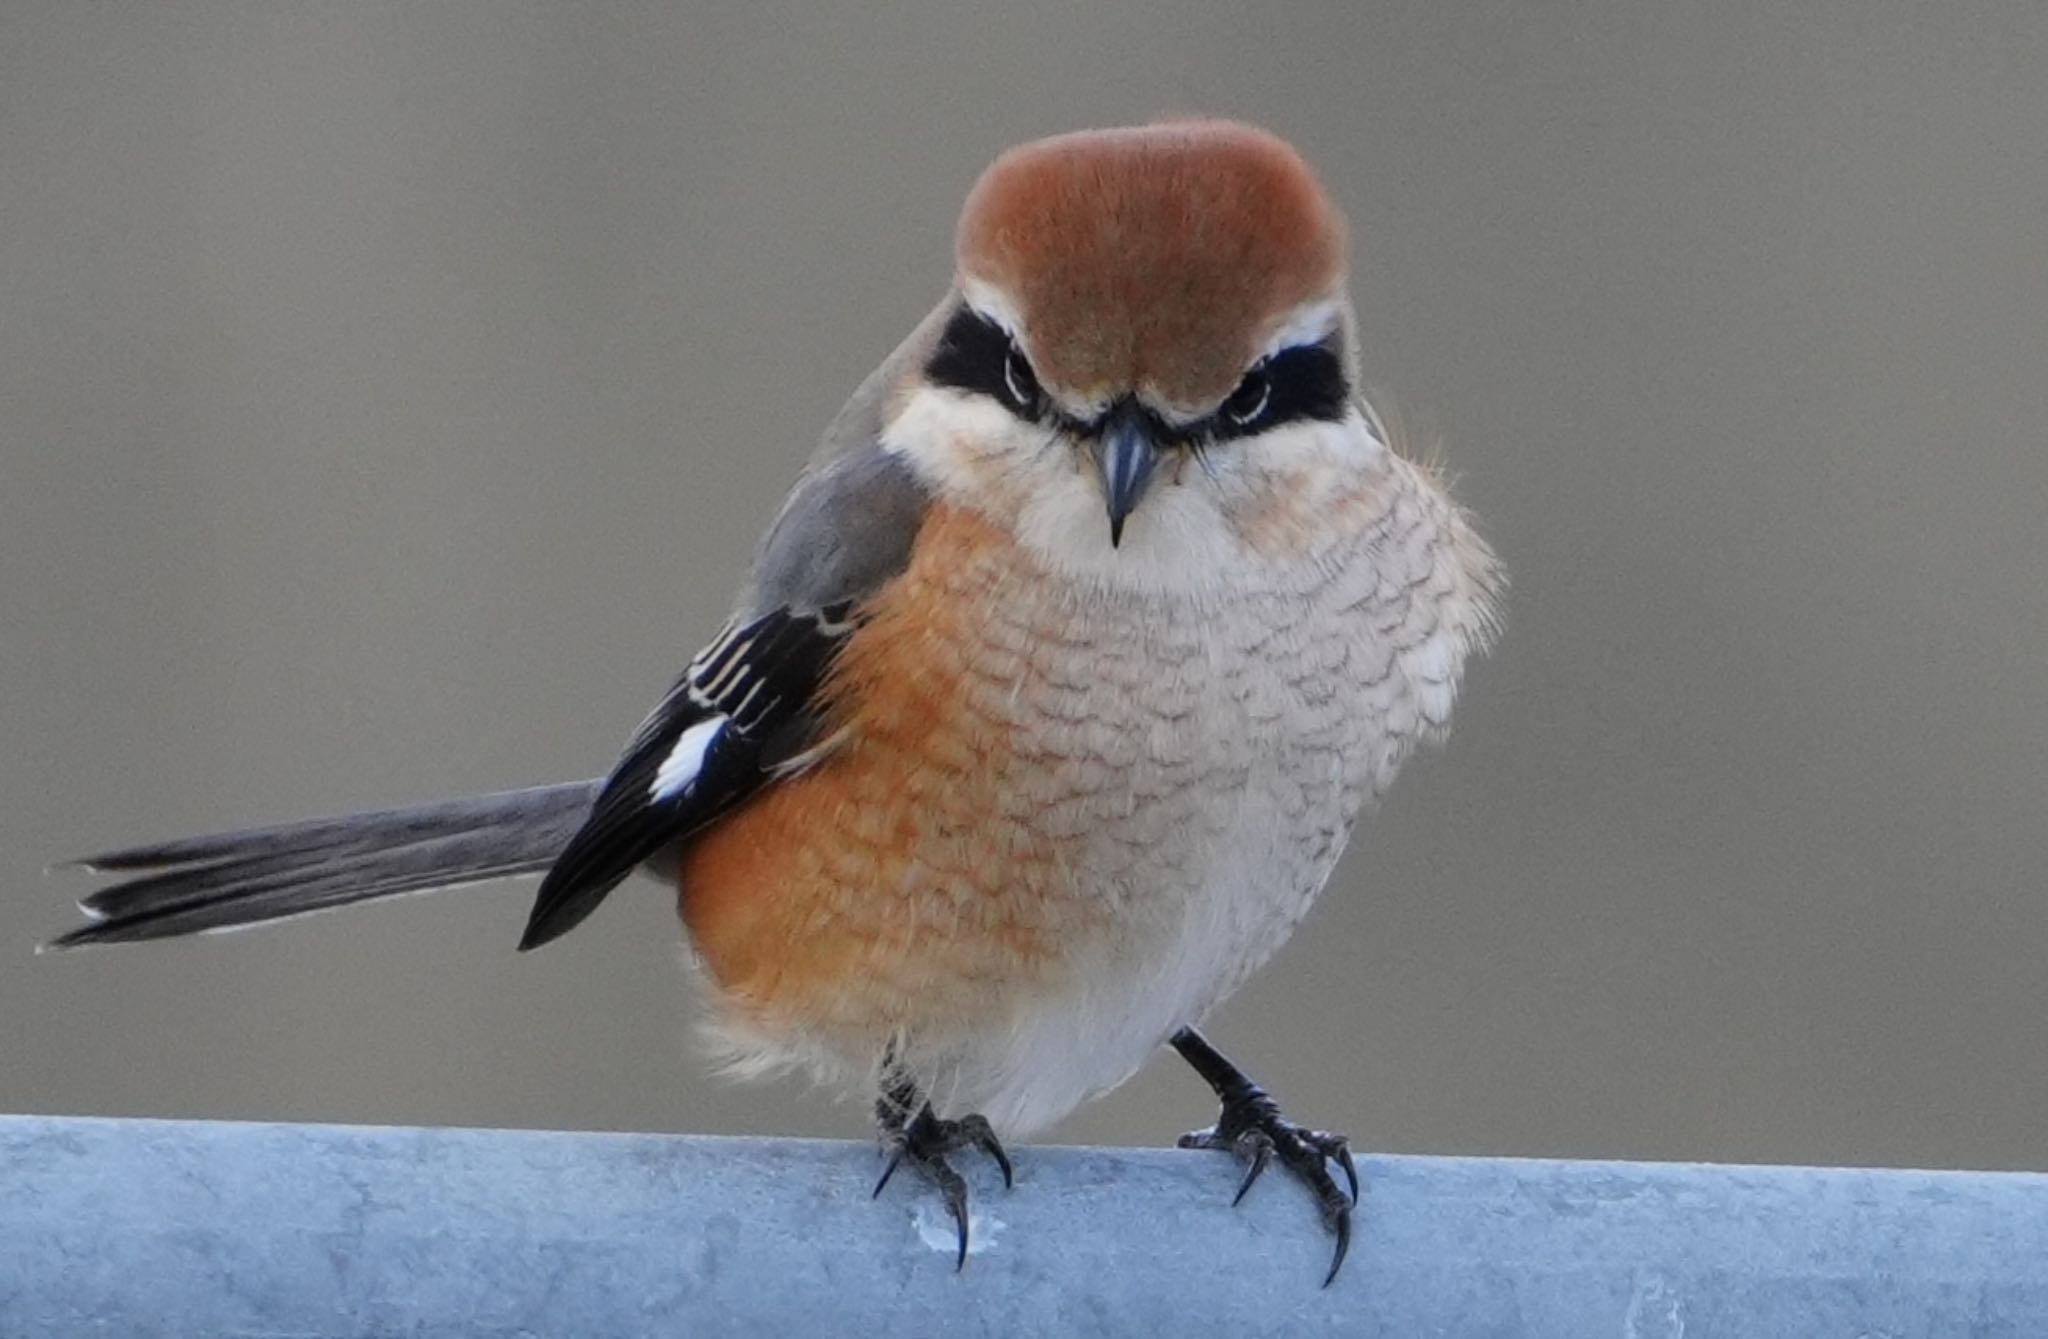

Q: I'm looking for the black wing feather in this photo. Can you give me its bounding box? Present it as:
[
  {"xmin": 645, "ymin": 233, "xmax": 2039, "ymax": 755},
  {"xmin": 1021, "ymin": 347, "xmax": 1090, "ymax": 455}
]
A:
[{"xmin": 516, "ymin": 603, "xmax": 852, "ymax": 951}]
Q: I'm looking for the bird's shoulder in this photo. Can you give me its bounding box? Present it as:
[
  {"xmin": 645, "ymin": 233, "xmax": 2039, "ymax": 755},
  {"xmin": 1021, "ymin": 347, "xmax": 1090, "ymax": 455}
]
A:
[{"xmin": 518, "ymin": 444, "xmax": 952, "ymax": 950}]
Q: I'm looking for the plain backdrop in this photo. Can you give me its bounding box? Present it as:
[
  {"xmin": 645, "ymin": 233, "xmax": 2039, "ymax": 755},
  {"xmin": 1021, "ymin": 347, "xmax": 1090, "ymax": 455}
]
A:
[{"xmin": 3, "ymin": 2, "xmax": 2044, "ymax": 1170}]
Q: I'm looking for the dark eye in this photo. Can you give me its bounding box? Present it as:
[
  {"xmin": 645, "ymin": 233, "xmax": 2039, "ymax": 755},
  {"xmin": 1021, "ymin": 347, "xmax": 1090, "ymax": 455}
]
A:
[
  {"xmin": 925, "ymin": 305, "xmax": 1046, "ymax": 421},
  {"xmin": 1222, "ymin": 365, "xmax": 1271, "ymax": 425},
  {"xmin": 1003, "ymin": 344, "xmax": 1043, "ymax": 415},
  {"xmin": 1205, "ymin": 342, "xmax": 1349, "ymax": 441}
]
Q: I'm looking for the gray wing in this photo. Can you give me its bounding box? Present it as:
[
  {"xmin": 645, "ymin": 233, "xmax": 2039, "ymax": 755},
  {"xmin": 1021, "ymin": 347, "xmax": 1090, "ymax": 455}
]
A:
[
  {"xmin": 749, "ymin": 442, "xmax": 933, "ymax": 615},
  {"xmin": 60, "ymin": 314, "xmax": 953, "ymax": 954},
  {"xmin": 518, "ymin": 438, "xmax": 936, "ymax": 950},
  {"xmin": 733, "ymin": 292, "xmax": 955, "ymax": 615}
]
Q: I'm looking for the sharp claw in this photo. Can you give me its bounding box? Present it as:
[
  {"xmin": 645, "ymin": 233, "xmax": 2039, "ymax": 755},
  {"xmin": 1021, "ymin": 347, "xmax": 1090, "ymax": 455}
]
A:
[
  {"xmin": 1172, "ymin": 1090, "xmax": 1359, "ymax": 1284},
  {"xmin": 943, "ymin": 1182, "xmax": 970, "ymax": 1270},
  {"xmin": 1334, "ymin": 1141, "xmax": 1360, "ymax": 1203},
  {"xmin": 1322, "ymin": 1205, "xmax": 1351, "ymax": 1289},
  {"xmin": 1230, "ymin": 1158, "xmax": 1262, "ymax": 1206},
  {"xmin": 870, "ymin": 1105, "xmax": 1010, "ymax": 1270},
  {"xmin": 1231, "ymin": 1132, "xmax": 1273, "ymax": 1205},
  {"xmin": 873, "ymin": 1146, "xmax": 905, "ymax": 1198},
  {"xmin": 957, "ymin": 1114, "xmax": 1015, "ymax": 1190}
]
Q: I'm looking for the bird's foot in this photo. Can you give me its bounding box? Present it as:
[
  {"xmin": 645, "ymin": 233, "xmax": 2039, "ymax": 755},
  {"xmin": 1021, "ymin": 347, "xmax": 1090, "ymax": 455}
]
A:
[
  {"xmin": 1178, "ymin": 1087, "xmax": 1358, "ymax": 1287},
  {"xmin": 873, "ymin": 1104, "xmax": 1013, "ymax": 1269}
]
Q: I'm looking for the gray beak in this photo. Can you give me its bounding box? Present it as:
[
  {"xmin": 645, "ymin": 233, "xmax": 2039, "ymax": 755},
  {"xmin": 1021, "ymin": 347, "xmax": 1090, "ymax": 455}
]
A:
[{"xmin": 1091, "ymin": 400, "xmax": 1160, "ymax": 548}]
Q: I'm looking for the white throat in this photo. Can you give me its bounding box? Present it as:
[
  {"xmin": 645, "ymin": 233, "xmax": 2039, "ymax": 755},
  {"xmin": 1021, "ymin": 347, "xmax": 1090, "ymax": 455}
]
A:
[{"xmin": 880, "ymin": 385, "xmax": 1390, "ymax": 604}]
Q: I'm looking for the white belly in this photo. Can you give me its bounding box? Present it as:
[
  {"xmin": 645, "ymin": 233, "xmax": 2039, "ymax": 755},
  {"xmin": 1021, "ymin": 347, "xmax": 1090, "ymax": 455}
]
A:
[{"xmin": 933, "ymin": 475, "xmax": 1482, "ymax": 1135}]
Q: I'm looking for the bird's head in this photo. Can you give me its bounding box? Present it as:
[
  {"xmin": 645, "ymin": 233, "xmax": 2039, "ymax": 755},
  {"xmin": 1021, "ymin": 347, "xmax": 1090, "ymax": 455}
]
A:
[{"xmin": 883, "ymin": 120, "xmax": 1383, "ymax": 596}]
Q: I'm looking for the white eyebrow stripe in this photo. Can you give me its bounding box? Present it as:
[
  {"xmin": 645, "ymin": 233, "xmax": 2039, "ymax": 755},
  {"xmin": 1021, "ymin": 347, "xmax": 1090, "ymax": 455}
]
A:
[
  {"xmin": 960, "ymin": 277, "xmax": 1027, "ymax": 339},
  {"xmin": 1260, "ymin": 297, "xmax": 1343, "ymax": 359}
]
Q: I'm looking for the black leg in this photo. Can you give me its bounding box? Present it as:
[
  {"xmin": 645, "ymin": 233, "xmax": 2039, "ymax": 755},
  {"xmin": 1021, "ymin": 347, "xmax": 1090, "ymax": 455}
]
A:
[
  {"xmin": 1170, "ymin": 1027, "xmax": 1358, "ymax": 1287},
  {"xmin": 871, "ymin": 1067, "xmax": 1013, "ymax": 1270}
]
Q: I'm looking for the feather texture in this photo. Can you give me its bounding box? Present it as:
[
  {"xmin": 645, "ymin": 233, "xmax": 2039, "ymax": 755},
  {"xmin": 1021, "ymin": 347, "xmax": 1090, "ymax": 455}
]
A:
[
  {"xmin": 515, "ymin": 605, "xmax": 852, "ymax": 951},
  {"xmin": 52, "ymin": 782, "xmax": 601, "ymax": 948}
]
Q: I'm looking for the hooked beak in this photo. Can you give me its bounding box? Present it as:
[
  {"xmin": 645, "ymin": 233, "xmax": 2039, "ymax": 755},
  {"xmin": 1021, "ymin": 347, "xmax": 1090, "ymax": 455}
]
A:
[{"xmin": 1090, "ymin": 400, "xmax": 1161, "ymax": 548}]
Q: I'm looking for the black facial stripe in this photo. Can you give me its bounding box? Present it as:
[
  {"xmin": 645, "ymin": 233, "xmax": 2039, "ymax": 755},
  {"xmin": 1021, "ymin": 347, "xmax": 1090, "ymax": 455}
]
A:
[
  {"xmin": 1204, "ymin": 341, "xmax": 1350, "ymax": 442},
  {"xmin": 927, "ymin": 306, "xmax": 1348, "ymax": 439},
  {"xmin": 926, "ymin": 305, "xmax": 1042, "ymax": 418}
]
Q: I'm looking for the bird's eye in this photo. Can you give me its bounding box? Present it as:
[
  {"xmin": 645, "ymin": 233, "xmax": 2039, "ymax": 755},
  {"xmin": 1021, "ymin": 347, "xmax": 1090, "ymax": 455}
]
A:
[
  {"xmin": 1223, "ymin": 365, "xmax": 1271, "ymax": 426},
  {"xmin": 925, "ymin": 306, "xmax": 1049, "ymax": 422},
  {"xmin": 1003, "ymin": 344, "xmax": 1043, "ymax": 415},
  {"xmin": 1206, "ymin": 342, "xmax": 1348, "ymax": 441}
]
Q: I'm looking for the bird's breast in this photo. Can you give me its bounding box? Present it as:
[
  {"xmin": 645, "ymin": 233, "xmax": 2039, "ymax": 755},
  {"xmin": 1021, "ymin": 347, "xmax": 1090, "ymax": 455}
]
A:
[{"xmin": 676, "ymin": 469, "xmax": 1479, "ymax": 1065}]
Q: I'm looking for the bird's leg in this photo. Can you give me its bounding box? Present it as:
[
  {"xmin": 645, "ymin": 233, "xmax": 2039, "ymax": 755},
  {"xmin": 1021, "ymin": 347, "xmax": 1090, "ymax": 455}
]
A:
[
  {"xmin": 1169, "ymin": 1026, "xmax": 1357, "ymax": 1286},
  {"xmin": 872, "ymin": 1067, "xmax": 1013, "ymax": 1270}
]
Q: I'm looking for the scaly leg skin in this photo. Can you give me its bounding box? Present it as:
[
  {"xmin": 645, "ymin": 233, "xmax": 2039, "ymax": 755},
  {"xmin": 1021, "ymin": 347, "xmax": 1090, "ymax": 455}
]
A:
[
  {"xmin": 1170, "ymin": 1027, "xmax": 1359, "ymax": 1287},
  {"xmin": 872, "ymin": 1074, "xmax": 1014, "ymax": 1270}
]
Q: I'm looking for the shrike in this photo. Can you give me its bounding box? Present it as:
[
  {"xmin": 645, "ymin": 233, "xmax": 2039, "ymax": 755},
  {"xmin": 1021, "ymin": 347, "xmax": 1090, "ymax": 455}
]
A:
[{"xmin": 57, "ymin": 120, "xmax": 1502, "ymax": 1285}]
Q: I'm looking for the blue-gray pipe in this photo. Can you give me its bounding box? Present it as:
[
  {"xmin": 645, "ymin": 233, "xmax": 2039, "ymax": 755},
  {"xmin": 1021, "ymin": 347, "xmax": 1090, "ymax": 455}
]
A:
[{"xmin": 4, "ymin": 1114, "xmax": 2045, "ymax": 1337}]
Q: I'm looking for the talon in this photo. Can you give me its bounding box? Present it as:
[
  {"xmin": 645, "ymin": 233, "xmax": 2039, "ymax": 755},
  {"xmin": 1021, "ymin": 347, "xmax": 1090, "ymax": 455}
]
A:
[
  {"xmin": 1168, "ymin": 1029, "xmax": 1361, "ymax": 1285},
  {"xmin": 1331, "ymin": 1138, "xmax": 1360, "ymax": 1204},
  {"xmin": 933, "ymin": 1162, "xmax": 971, "ymax": 1270},
  {"xmin": 1180, "ymin": 1107, "xmax": 1360, "ymax": 1283},
  {"xmin": 1323, "ymin": 1204, "xmax": 1351, "ymax": 1289},
  {"xmin": 957, "ymin": 1113, "xmax": 1014, "ymax": 1189},
  {"xmin": 1231, "ymin": 1129, "xmax": 1273, "ymax": 1205},
  {"xmin": 870, "ymin": 1099, "xmax": 1014, "ymax": 1271},
  {"xmin": 873, "ymin": 1145, "xmax": 907, "ymax": 1197}
]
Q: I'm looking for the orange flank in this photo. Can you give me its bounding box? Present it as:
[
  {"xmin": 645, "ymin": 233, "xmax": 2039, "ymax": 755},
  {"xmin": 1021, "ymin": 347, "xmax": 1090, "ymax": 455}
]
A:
[{"xmin": 678, "ymin": 505, "xmax": 1083, "ymax": 1049}]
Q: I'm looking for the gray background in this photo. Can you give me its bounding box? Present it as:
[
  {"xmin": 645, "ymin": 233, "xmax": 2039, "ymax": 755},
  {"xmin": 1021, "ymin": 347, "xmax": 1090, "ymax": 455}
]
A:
[{"xmin": 3, "ymin": 3, "xmax": 2044, "ymax": 1170}]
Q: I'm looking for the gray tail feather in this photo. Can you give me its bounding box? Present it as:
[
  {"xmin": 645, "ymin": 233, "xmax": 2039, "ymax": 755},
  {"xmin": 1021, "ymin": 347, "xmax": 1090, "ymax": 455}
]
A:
[{"xmin": 49, "ymin": 780, "xmax": 603, "ymax": 949}]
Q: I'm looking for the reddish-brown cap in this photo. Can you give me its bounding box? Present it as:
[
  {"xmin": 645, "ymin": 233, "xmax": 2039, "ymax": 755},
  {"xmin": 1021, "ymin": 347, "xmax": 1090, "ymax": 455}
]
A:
[{"xmin": 956, "ymin": 120, "xmax": 1347, "ymax": 410}]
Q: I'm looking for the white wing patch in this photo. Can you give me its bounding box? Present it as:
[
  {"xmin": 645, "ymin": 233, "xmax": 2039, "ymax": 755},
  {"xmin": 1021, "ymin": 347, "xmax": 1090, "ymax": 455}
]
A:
[{"xmin": 650, "ymin": 717, "xmax": 726, "ymax": 801}]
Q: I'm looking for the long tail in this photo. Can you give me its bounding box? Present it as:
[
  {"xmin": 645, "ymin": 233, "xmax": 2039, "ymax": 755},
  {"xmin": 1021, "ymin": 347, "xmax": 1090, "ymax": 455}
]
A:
[{"xmin": 48, "ymin": 780, "xmax": 603, "ymax": 949}]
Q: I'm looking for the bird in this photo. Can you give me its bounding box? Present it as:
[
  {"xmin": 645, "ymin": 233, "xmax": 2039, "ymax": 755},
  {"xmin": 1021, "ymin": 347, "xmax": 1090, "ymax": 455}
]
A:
[{"xmin": 52, "ymin": 119, "xmax": 1502, "ymax": 1286}]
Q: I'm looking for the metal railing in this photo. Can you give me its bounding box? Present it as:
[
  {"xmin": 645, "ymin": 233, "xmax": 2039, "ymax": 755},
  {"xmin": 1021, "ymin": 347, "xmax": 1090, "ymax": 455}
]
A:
[{"xmin": 3, "ymin": 1114, "xmax": 2042, "ymax": 1336}]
